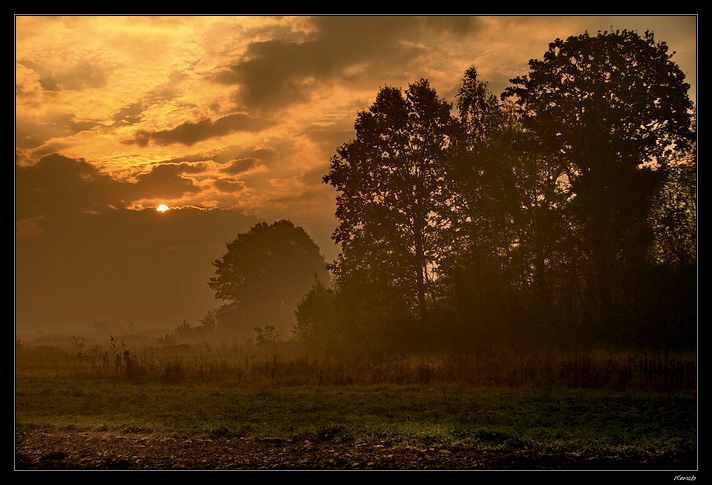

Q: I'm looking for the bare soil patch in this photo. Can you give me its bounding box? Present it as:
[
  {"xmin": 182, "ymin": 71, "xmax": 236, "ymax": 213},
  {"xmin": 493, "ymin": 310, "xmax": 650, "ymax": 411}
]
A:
[{"xmin": 15, "ymin": 425, "xmax": 695, "ymax": 471}]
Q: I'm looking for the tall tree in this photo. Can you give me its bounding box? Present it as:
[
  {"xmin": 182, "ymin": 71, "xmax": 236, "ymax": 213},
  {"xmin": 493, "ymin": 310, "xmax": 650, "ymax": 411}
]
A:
[
  {"xmin": 439, "ymin": 67, "xmax": 522, "ymax": 334},
  {"xmin": 444, "ymin": 66, "xmax": 573, "ymax": 341},
  {"xmin": 324, "ymin": 79, "xmax": 460, "ymax": 328},
  {"xmin": 503, "ymin": 29, "xmax": 695, "ymax": 333},
  {"xmin": 208, "ymin": 220, "xmax": 329, "ymax": 337}
]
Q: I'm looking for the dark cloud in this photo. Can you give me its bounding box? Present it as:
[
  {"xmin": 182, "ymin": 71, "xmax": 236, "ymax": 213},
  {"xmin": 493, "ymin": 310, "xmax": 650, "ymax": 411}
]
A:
[
  {"xmin": 133, "ymin": 162, "xmax": 203, "ymax": 199},
  {"xmin": 298, "ymin": 163, "xmax": 330, "ymax": 187},
  {"xmin": 220, "ymin": 157, "xmax": 260, "ymax": 175},
  {"xmin": 213, "ymin": 178, "xmax": 247, "ymax": 193},
  {"xmin": 15, "ymin": 154, "xmax": 202, "ymax": 221},
  {"xmin": 301, "ymin": 121, "xmax": 355, "ymax": 154},
  {"xmin": 209, "ymin": 16, "xmax": 467, "ymax": 112},
  {"xmin": 208, "ymin": 146, "xmax": 280, "ymax": 167},
  {"xmin": 14, "ymin": 151, "xmax": 332, "ymax": 334},
  {"xmin": 15, "ymin": 154, "xmax": 132, "ymax": 219},
  {"xmin": 126, "ymin": 113, "xmax": 275, "ymax": 147},
  {"xmin": 15, "ymin": 155, "xmax": 267, "ymax": 334},
  {"xmin": 112, "ymin": 101, "xmax": 146, "ymax": 127},
  {"xmin": 15, "ymin": 125, "xmax": 50, "ymax": 150}
]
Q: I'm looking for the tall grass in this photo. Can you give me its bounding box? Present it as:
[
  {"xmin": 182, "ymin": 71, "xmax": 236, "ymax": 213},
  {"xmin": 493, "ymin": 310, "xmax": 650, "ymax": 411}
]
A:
[{"xmin": 16, "ymin": 337, "xmax": 696, "ymax": 393}]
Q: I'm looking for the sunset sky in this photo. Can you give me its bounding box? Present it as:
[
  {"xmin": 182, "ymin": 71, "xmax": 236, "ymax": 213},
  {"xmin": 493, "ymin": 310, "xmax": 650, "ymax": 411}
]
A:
[{"xmin": 15, "ymin": 15, "xmax": 697, "ymax": 337}]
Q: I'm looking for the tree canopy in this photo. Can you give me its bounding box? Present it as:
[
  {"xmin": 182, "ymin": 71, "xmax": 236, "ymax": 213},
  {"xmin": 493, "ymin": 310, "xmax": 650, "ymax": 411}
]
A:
[
  {"xmin": 208, "ymin": 220, "xmax": 329, "ymax": 337},
  {"xmin": 503, "ymin": 29, "xmax": 695, "ymax": 333},
  {"xmin": 324, "ymin": 79, "xmax": 460, "ymax": 327},
  {"xmin": 311, "ymin": 29, "xmax": 695, "ymax": 353}
]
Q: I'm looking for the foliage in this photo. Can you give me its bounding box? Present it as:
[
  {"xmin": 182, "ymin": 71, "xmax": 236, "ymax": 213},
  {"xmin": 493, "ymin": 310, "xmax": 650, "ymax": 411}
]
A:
[
  {"xmin": 208, "ymin": 220, "xmax": 329, "ymax": 337},
  {"xmin": 324, "ymin": 79, "xmax": 461, "ymax": 331},
  {"xmin": 503, "ymin": 29, "xmax": 696, "ymax": 334},
  {"xmin": 439, "ymin": 67, "xmax": 575, "ymax": 339},
  {"xmin": 649, "ymin": 146, "xmax": 697, "ymax": 266},
  {"xmin": 168, "ymin": 29, "xmax": 696, "ymax": 354},
  {"xmin": 293, "ymin": 276, "xmax": 339, "ymax": 351},
  {"xmin": 314, "ymin": 29, "xmax": 696, "ymax": 353}
]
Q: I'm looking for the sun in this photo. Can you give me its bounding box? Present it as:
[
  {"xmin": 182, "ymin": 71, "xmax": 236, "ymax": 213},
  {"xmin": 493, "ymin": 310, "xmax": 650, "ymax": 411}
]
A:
[{"xmin": 156, "ymin": 204, "xmax": 170, "ymax": 213}]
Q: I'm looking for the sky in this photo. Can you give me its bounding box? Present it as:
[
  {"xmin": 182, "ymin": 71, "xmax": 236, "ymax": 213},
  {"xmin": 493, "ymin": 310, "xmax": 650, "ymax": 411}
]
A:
[{"xmin": 15, "ymin": 15, "xmax": 697, "ymax": 338}]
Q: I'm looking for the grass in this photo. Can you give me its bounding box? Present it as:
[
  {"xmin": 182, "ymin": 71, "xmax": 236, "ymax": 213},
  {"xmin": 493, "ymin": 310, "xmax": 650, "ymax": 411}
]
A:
[
  {"xmin": 15, "ymin": 338, "xmax": 697, "ymax": 462},
  {"xmin": 15, "ymin": 378, "xmax": 696, "ymax": 457},
  {"xmin": 16, "ymin": 337, "xmax": 697, "ymax": 391}
]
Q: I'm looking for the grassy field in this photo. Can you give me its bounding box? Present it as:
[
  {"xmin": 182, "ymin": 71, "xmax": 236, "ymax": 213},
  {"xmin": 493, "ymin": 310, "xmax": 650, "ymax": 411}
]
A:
[{"xmin": 15, "ymin": 337, "xmax": 697, "ymax": 470}]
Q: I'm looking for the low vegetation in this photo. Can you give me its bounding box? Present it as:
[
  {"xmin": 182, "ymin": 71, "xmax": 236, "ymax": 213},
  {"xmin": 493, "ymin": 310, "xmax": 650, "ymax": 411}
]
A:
[
  {"xmin": 15, "ymin": 335, "xmax": 696, "ymax": 469},
  {"xmin": 16, "ymin": 335, "xmax": 696, "ymax": 391}
]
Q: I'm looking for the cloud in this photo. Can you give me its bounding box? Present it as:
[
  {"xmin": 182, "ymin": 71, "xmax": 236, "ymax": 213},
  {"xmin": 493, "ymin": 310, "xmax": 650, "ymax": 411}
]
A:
[
  {"xmin": 16, "ymin": 112, "xmax": 101, "ymax": 150},
  {"xmin": 16, "ymin": 154, "xmax": 204, "ymax": 221},
  {"xmin": 212, "ymin": 178, "xmax": 248, "ymax": 194},
  {"xmin": 16, "ymin": 154, "xmax": 131, "ymax": 220},
  {"xmin": 298, "ymin": 163, "xmax": 331, "ymax": 187},
  {"xmin": 220, "ymin": 157, "xmax": 261, "ymax": 175},
  {"xmin": 126, "ymin": 113, "xmax": 275, "ymax": 147},
  {"xmin": 132, "ymin": 162, "xmax": 203, "ymax": 199},
  {"xmin": 112, "ymin": 101, "xmax": 146, "ymax": 127},
  {"xmin": 18, "ymin": 58, "xmax": 110, "ymax": 92},
  {"xmin": 209, "ymin": 16, "xmax": 481, "ymax": 113}
]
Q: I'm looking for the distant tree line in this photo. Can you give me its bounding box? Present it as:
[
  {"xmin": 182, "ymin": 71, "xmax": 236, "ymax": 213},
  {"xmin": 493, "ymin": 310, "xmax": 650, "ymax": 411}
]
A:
[{"xmin": 201, "ymin": 30, "xmax": 695, "ymax": 354}]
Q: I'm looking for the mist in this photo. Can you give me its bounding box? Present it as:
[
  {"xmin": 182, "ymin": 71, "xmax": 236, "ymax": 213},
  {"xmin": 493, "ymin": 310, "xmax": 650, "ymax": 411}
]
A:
[{"xmin": 15, "ymin": 207, "xmax": 264, "ymax": 337}]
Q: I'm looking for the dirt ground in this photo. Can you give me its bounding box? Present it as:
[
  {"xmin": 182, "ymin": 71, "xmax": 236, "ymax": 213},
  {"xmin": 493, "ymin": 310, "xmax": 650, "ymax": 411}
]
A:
[{"xmin": 15, "ymin": 425, "xmax": 697, "ymax": 471}]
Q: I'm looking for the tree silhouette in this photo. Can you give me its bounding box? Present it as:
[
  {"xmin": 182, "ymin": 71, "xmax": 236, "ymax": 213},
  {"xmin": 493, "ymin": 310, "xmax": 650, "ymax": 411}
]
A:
[
  {"xmin": 293, "ymin": 276, "xmax": 339, "ymax": 351},
  {"xmin": 208, "ymin": 220, "xmax": 329, "ymax": 337},
  {"xmin": 649, "ymin": 142, "xmax": 697, "ymax": 267},
  {"xmin": 324, "ymin": 79, "xmax": 460, "ymax": 330},
  {"xmin": 313, "ymin": 30, "xmax": 695, "ymax": 352},
  {"xmin": 503, "ymin": 29, "xmax": 695, "ymax": 334},
  {"xmin": 437, "ymin": 66, "xmax": 574, "ymax": 340}
]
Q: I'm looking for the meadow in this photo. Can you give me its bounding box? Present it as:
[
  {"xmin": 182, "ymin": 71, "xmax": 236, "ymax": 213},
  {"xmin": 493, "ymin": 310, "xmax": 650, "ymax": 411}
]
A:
[{"xmin": 15, "ymin": 335, "xmax": 697, "ymax": 470}]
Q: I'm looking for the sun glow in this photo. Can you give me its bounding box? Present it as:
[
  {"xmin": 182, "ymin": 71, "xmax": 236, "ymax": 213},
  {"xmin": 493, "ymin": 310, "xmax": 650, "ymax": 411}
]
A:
[{"xmin": 156, "ymin": 204, "xmax": 169, "ymax": 212}]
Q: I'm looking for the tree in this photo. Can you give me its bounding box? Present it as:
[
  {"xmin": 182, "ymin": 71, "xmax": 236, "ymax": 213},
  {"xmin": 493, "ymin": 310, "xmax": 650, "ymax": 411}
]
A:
[
  {"xmin": 208, "ymin": 220, "xmax": 329, "ymax": 337},
  {"xmin": 649, "ymin": 142, "xmax": 697, "ymax": 267},
  {"xmin": 438, "ymin": 66, "xmax": 575, "ymax": 343},
  {"xmin": 324, "ymin": 79, "xmax": 460, "ymax": 330},
  {"xmin": 436, "ymin": 67, "xmax": 524, "ymax": 338},
  {"xmin": 293, "ymin": 276, "xmax": 339, "ymax": 351},
  {"xmin": 503, "ymin": 29, "xmax": 695, "ymax": 334}
]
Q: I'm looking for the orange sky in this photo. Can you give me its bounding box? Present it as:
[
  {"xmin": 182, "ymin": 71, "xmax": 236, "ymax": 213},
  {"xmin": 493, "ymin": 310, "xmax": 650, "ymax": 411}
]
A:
[
  {"xmin": 14, "ymin": 15, "xmax": 697, "ymax": 336},
  {"xmin": 16, "ymin": 16, "xmax": 696, "ymax": 220}
]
